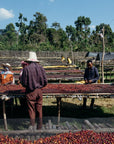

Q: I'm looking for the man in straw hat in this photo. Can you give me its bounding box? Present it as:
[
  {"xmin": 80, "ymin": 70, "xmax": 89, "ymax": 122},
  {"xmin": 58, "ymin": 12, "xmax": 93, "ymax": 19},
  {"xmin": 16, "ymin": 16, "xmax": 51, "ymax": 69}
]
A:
[
  {"xmin": 20, "ymin": 51, "xmax": 47, "ymax": 131},
  {"xmin": 0, "ymin": 63, "xmax": 15, "ymax": 85}
]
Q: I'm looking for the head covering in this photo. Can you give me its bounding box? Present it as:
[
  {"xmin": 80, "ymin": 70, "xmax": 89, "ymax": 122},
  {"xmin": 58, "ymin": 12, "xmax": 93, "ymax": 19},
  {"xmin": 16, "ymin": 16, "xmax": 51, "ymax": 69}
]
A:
[
  {"xmin": 2, "ymin": 63, "xmax": 12, "ymax": 71},
  {"xmin": 21, "ymin": 61, "xmax": 28, "ymax": 65},
  {"xmin": 25, "ymin": 51, "xmax": 39, "ymax": 63}
]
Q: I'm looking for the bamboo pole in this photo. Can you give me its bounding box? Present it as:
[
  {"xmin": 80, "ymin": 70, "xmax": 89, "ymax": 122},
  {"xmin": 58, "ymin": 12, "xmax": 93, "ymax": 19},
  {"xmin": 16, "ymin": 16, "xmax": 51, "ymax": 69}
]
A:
[
  {"xmin": 70, "ymin": 42, "xmax": 74, "ymax": 65},
  {"xmin": 101, "ymin": 26, "xmax": 105, "ymax": 83}
]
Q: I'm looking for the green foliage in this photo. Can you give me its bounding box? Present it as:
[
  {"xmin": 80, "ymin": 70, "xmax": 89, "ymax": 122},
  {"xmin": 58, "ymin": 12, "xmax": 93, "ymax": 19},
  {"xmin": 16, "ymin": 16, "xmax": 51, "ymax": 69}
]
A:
[
  {"xmin": 0, "ymin": 41, "xmax": 5, "ymax": 50},
  {"xmin": 38, "ymin": 42, "xmax": 55, "ymax": 51},
  {"xmin": 0, "ymin": 12, "xmax": 113, "ymax": 52},
  {"xmin": 66, "ymin": 25, "xmax": 76, "ymax": 41}
]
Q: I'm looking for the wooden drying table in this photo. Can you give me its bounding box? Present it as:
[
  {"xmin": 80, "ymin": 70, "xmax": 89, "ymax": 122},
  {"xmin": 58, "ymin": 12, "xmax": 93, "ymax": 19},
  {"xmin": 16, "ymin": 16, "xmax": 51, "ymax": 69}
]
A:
[
  {"xmin": 13, "ymin": 69, "xmax": 83, "ymax": 74},
  {"xmin": 0, "ymin": 83, "xmax": 114, "ymax": 130},
  {"xmin": 14, "ymin": 74, "xmax": 84, "ymax": 83},
  {"xmin": 14, "ymin": 69, "xmax": 84, "ymax": 83}
]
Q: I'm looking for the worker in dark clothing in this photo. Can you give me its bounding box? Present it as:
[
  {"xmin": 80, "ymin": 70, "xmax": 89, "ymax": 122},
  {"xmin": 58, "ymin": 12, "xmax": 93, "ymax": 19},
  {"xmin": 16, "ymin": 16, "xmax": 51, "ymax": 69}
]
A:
[
  {"xmin": 20, "ymin": 52, "xmax": 47, "ymax": 131},
  {"xmin": 83, "ymin": 59, "xmax": 99, "ymax": 109}
]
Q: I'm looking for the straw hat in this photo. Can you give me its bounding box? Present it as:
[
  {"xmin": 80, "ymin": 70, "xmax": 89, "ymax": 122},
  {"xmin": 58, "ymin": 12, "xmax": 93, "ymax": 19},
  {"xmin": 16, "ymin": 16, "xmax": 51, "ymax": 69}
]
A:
[
  {"xmin": 2, "ymin": 63, "xmax": 12, "ymax": 71},
  {"xmin": 25, "ymin": 51, "xmax": 39, "ymax": 63}
]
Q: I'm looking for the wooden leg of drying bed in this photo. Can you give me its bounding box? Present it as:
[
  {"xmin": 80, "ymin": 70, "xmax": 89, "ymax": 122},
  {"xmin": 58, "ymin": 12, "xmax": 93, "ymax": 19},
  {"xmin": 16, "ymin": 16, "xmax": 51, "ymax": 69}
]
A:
[
  {"xmin": 57, "ymin": 97, "xmax": 61, "ymax": 124},
  {"xmin": 3, "ymin": 100, "xmax": 8, "ymax": 131},
  {"xmin": 59, "ymin": 79, "xmax": 61, "ymax": 83}
]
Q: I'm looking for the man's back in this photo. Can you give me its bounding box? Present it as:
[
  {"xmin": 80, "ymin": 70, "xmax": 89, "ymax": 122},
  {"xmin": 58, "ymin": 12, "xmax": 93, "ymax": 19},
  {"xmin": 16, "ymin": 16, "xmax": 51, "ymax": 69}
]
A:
[{"xmin": 21, "ymin": 62, "xmax": 47, "ymax": 91}]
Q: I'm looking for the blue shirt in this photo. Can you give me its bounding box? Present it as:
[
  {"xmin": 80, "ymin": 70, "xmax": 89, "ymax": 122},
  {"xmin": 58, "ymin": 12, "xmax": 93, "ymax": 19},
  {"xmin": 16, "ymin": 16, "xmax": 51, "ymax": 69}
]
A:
[{"xmin": 84, "ymin": 66, "xmax": 99, "ymax": 83}]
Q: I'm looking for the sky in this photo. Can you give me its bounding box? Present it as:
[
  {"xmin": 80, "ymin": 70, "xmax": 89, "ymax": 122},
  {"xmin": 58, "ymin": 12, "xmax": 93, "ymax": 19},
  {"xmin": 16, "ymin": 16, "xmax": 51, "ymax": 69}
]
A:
[{"xmin": 0, "ymin": 0, "xmax": 114, "ymax": 32}]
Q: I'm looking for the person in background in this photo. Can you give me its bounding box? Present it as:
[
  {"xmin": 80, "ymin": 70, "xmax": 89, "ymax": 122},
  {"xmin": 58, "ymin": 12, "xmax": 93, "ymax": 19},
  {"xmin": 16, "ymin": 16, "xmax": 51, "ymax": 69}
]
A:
[
  {"xmin": 18, "ymin": 61, "xmax": 28, "ymax": 108},
  {"xmin": 83, "ymin": 59, "xmax": 99, "ymax": 109},
  {"xmin": 67, "ymin": 57, "xmax": 72, "ymax": 65},
  {"xmin": 19, "ymin": 61, "xmax": 28, "ymax": 82},
  {"xmin": 0, "ymin": 63, "xmax": 15, "ymax": 85},
  {"xmin": 61, "ymin": 55, "xmax": 66, "ymax": 64},
  {"xmin": 20, "ymin": 52, "xmax": 47, "ymax": 131},
  {"xmin": 0, "ymin": 63, "xmax": 15, "ymax": 110}
]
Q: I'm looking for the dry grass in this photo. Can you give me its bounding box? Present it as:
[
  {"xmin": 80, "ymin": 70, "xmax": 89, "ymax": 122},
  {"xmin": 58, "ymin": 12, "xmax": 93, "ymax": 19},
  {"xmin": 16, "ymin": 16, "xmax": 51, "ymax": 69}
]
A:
[
  {"xmin": 43, "ymin": 97, "xmax": 114, "ymax": 108},
  {"xmin": 43, "ymin": 97, "xmax": 114, "ymax": 118}
]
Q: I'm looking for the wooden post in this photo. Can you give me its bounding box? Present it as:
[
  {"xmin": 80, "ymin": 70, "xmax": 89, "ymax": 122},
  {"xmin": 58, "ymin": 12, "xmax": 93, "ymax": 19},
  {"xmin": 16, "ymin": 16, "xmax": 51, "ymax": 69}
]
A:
[
  {"xmin": 99, "ymin": 61, "xmax": 101, "ymax": 79},
  {"xmin": 59, "ymin": 79, "xmax": 61, "ymax": 83},
  {"xmin": 57, "ymin": 97, "xmax": 61, "ymax": 124},
  {"xmin": 3, "ymin": 100, "xmax": 8, "ymax": 131},
  {"xmin": 101, "ymin": 26, "xmax": 105, "ymax": 83},
  {"xmin": 106, "ymin": 71, "xmax": 107, "ymax": 81},
  {"xmin": 110, "ymin": 71, "xmax": 111, "ymax": 82},
  {"xmin": 70, "ymin": 42, "xmax": 74, "ymax": 65}
]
